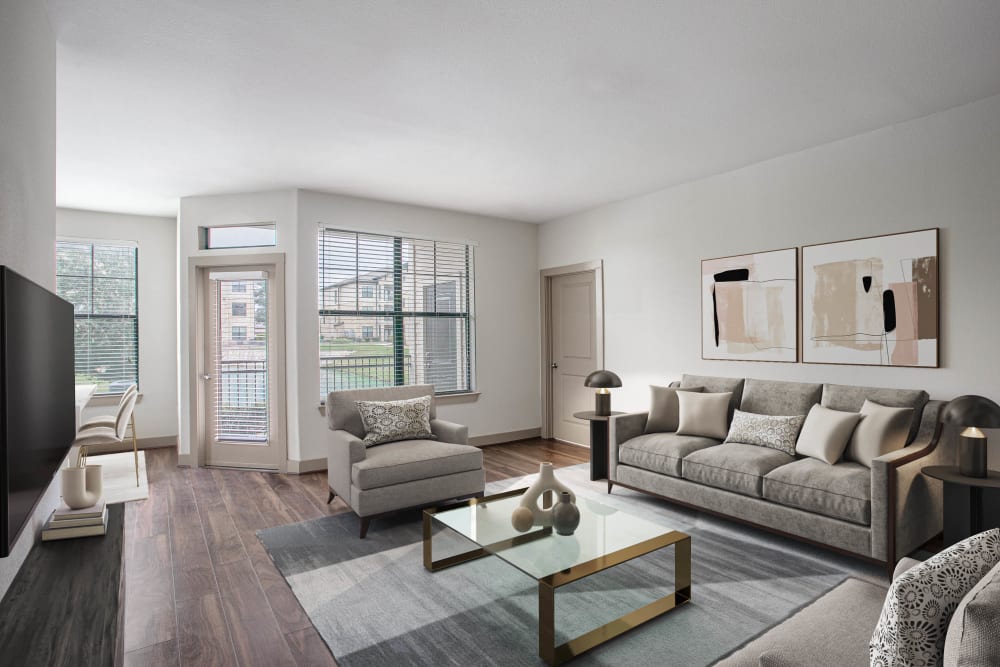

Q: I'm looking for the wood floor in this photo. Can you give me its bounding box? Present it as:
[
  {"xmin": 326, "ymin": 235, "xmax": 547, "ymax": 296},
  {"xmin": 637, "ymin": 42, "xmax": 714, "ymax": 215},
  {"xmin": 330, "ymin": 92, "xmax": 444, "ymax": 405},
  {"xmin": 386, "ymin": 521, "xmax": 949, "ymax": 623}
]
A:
[{"xmin": 123, "ymin": 439, "xmax": 589, "ymax": 667}]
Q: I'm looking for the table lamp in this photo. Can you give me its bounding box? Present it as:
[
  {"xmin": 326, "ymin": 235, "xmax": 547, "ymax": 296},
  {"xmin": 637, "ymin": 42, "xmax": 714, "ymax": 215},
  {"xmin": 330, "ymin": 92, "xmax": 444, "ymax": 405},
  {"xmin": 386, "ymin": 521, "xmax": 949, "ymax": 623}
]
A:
[
  {"xmin": 584, "ymin": 370, "xmax": 622, "ymax": 417},
  {"xmin": 940, "ymin": 395, "xmax": 1000, "ymax": 478}
]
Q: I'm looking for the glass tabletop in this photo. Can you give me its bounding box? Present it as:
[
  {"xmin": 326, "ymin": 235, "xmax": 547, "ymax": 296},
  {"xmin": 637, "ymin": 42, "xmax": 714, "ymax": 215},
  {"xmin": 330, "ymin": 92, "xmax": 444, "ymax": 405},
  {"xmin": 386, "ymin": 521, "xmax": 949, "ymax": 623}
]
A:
[{"xmin": 430, "ymin": 489, "xmax": 678, "ymax": 580}]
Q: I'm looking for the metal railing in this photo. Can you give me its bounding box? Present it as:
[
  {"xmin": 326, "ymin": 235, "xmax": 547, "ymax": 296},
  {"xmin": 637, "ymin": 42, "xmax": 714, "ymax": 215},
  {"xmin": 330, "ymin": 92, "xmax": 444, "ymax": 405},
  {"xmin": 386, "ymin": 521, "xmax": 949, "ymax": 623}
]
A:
[
  {"xmin": 320, "ymin": 354, "xmax": 412, "ymax": 396},
  {"xmin": 216, "ymin": 359, "xmax": 268, "ymax": 442}
]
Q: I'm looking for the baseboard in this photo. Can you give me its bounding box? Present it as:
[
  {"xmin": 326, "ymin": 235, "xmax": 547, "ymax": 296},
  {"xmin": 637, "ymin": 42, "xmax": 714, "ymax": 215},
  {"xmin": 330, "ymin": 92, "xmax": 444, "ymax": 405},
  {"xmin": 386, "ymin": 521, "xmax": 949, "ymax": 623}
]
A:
[
  {"xmin": 79, "ymin": 435, "xmax": 177, "ymax": 456},
  {"xmin": 470, "ymin": 427, "xmax": 542, "ymax": 447},
  {"xmin": 176, "ymin": 452, "xmax": 195, "ymax": 467},
  {"xmin": 286, "ymin": 457, "xmax": 327, "ymax": 474}
]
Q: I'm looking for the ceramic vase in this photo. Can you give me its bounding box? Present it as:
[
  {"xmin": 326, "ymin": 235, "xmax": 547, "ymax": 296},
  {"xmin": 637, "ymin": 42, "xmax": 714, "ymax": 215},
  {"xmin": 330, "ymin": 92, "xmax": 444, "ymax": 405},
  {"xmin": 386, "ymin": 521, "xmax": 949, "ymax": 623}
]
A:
[
  {"xmin": 510, "ymin": 462, "xmax": 576, "ymax": 532},
  {"xmin": 61, "ymin": 465, "xmax": 103, "ymax": 509},
  {"xmin": 551, "ymin": 491, "xmax": 580, "ymax": 535}
]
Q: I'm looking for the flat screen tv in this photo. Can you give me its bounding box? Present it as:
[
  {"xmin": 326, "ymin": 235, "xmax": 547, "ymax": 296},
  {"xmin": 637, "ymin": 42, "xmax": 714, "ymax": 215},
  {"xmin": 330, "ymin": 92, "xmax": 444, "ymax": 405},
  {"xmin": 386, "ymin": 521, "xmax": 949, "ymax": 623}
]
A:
[{"xmin": 0, "ymin": 266, "xmax": 75, "ymax": 557}]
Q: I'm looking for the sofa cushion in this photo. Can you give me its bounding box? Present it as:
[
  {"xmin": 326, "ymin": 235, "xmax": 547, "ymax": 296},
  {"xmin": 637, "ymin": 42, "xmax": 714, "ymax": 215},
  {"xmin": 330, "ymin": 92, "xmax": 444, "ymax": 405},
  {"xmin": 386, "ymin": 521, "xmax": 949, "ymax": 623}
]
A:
[
  {"xmin": 870, "ymin": 529, "xmax": 1000, "ymax": 667},
  {"xmin": 619, "ymin": 432, "xmax": 721, "ymax": 478},
  {"xmin": 739, "ymin": 379, "xmax": 822, "ymax": 416},
  {"xmin": 847, "ymin": 400, "xmax": 914, "ymax": 468},
  {"xmin": 682, "ymin": 443, "xmax": 794, "ymax": 498},
  {"xmin": 944, "ymin": 558, "xmax": 1000, "ymax": 666},
  {"xmin": 645, "ymin": 385, "xmax": 703, "ymax": 434},
  {"xmin": 327, "ymin": 384, "xmax": 438, "ymax": 438},
  {"xmin": 821, "ymin": 383, "xmax": 928, "ymax": 445},
  {"xmin": 680, "ymin": 374, "xmax": 745, "ymax": 421},
  {"xmin": 723, "ymin": 409, "xmax": 805, "ymax": 456},
  {"xmin": 795, "ymin": 404, "xmax": 862, "ymax": 465},
  {"xmin": 351, "ymin": 439, "xmax": 482, "ymax": 490},
  {"xmin": 763, "ymin": 458, "xmax": 872, "ymax": 525}
]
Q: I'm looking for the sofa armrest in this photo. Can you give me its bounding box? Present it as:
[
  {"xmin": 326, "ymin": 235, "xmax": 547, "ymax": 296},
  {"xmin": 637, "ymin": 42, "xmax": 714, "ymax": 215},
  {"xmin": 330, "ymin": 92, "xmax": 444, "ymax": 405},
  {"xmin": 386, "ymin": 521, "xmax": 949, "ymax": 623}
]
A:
[
  {"xmin": 328, "ymin": 429, "xmax": 366, "ymax": 501},
  {"xmin": 608, "ymin": 412, "xmax": 648, "ymax": 481},
  {"xmin": 431, "ymin": 418, "xmax": 469, "ymax": 445},
  {"xmin": 871, "ymin": 400, "xmax": 948, "ymax": 563}
]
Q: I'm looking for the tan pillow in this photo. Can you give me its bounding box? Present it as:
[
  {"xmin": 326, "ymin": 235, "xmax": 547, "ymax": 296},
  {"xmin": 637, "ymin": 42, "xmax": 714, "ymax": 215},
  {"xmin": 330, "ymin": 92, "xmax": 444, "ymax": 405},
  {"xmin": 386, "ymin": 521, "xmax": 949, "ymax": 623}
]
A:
[
  {"xmin": 677, "ymin": 391, "xmax": 732, "ymax": 440},
  {"xmin": 796, "ymin": 404, "xmax": 863, "ymax": 464},
  {"xmin": 847, "ymin": 399, "xmax": 914, "ymax": 467},
  {"xmin": 645, "ymin": 385, "xmax": 704, "ymax": 433}
]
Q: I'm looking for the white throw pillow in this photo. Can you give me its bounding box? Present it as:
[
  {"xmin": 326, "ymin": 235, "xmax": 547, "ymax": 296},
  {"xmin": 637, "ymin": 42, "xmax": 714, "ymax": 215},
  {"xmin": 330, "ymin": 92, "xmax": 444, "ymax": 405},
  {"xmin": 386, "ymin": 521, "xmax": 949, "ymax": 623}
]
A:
[
  {"xmin": 870, "ymin": 529, "xmax": 1000, "ymax": 667},
  {"xmin": 723, "ymin": 410, "xmax": 805, "ymax": 456},
  {"xmin": 846, "ymin": 400, "xmax": 914, "ymax": 467},
  {"xmin": 355, "ymin": 395, "xmax": 435, "ymax": 446},
  {"xmin": 676, "ymin": 392, "xmax": 732, "ymax": 440},
  {"xmin": 795, "ymin": 404, "xmax": 863, "ymax": 464}
]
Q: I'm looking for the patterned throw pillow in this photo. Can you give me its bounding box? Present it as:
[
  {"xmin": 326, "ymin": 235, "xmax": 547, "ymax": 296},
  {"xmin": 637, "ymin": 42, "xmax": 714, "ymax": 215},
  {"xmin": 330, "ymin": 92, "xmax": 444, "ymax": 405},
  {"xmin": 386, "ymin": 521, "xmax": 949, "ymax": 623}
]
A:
[
  {"xmin": 870, "ymin": 529, "xmax": 1000, "ymax": 667},
  {"xmin": 723, "ymin": 409, "xmax": 805, "ymax": 456},
  {"xmin": 355, "ymin": 396, "xmax": 435, "ymax": 446}
]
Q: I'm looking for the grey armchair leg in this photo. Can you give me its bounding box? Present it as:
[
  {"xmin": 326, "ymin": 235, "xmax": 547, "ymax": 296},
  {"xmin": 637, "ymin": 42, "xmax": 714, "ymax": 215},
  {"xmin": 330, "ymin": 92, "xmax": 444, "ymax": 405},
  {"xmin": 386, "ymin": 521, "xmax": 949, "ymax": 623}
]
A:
[{"xmin": 327, "ymin": 490, "xmax": 335, "ymax": 504}]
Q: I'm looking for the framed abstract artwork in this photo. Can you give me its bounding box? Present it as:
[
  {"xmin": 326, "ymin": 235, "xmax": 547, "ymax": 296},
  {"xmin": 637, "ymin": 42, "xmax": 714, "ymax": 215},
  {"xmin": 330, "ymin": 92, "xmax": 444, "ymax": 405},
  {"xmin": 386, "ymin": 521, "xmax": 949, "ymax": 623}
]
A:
[
  {"xmin": 801, "ymin": 228, "xmax": 939, "ymax": 367},
  {"xmin": 701, "ymin": 248, "xmax": 798, "ymax": 362}
]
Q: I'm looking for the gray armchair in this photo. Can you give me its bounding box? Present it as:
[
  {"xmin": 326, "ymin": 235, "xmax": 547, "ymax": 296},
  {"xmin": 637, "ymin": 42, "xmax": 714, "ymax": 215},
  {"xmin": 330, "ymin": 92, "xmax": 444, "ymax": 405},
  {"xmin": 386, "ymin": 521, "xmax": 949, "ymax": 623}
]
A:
[{"xmin": 325, "ymin": 384, "xmax": 485, "ymax": 537}]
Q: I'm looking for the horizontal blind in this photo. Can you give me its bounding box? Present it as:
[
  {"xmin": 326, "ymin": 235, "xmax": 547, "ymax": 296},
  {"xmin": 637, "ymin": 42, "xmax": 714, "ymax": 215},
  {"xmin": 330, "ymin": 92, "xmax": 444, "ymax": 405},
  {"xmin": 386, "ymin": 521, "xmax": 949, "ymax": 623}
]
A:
[
  {"xmin": 318, "ymin": 228, "xmax": 474, "ymax": 400},
  {"xmin": 56, "ymin": 240, "xmax": 138, "ymax": 395}
]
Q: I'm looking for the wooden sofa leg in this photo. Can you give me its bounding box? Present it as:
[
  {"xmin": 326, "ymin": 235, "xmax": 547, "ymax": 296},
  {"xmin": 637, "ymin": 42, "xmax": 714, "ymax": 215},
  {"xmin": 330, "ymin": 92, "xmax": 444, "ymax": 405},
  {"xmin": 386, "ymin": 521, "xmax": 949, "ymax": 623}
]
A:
[
  {"xmin": 359, "ymin": 518, "xmax": 371, "ymax": 539},
  {"xmin": 327, "ymin": 490, "xmax": 335, "ymax": 504},
  {"xmin": 607, "ymin": 481, "xmax": 614, "ymax": 494}
]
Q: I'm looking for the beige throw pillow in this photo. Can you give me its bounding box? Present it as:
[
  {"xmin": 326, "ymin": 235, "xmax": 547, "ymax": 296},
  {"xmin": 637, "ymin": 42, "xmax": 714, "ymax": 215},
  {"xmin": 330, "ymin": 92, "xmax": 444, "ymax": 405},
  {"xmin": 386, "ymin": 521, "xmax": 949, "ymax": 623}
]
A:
[
  {"xmin": 645, "ymin": 385, "xmax": 704, "ymax": 434},
  {"xmin": 676, "ymin": 391, "xmax": 732, "ymax": 440},
  {"xmin": 795, "ymin": 404, "xmax": 863, "ymax": 464},
  {"xmin": 846, "ymin": 399, "xmax": 914, "ymax": 467}
]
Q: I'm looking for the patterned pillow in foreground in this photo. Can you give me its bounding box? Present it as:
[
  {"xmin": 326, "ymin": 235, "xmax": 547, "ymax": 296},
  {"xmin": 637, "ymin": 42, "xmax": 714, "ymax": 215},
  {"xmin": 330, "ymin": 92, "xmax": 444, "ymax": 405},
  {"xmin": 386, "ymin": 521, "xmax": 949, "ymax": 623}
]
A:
[
  {"xmin": 723, "ymin": 409, "xmax": 805, "ymax": 456},
  {"xmin": 870, "ymin": 528, "xmax": 1000, "ymax": 667},
  {"xmin": 356, "ymin": 395, "xmax": 435, "ymax": 447}
]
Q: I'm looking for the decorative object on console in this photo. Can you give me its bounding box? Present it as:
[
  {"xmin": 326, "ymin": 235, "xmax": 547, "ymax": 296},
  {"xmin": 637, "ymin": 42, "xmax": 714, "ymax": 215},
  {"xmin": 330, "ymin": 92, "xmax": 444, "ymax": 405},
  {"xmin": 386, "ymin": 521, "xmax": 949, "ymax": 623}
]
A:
[
  {"xmin": 676, "ymin": 391, "xmax": 733, "ymax": 440},
  {"xmin": 551, "ymin": 491, "xmax": 581, "ymax": 535},
  {"xmin": 510, "ymin": 462, "xmax": 576, "ymax": 532},
  {"xmin": 701, "ymin": 247, "xmax": 798, "ymax": 362},
  {"xmin": 802, "ymin": 228, "xmax": 939, "ymax": 367},
  {"xmin": 794, "ymin": 404, "xmax": 863, "ymax": 464},
  {"xmin": 942, "ymin": 395, "xmax": 1000, "ymax": 478},
  {"xmin": 61, "ymin": 447, "xmax": 103, "ymax": 509},
  {"xmin": 584, "ymin": 370, "xmax": 622, "ymax": 416},
  {"xmin": 723, "ymin": 409, "xmax": 805, "ymax": 456},
  {"xmin": 355, "ymin": 395, "xmax": 435, "ymax": 446}
]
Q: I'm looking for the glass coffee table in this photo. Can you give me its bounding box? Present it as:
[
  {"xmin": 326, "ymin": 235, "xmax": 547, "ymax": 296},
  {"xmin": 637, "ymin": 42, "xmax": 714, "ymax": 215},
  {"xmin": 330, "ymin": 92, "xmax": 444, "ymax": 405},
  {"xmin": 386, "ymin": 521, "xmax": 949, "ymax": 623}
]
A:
[{"xmin": 423, "ymin": 488, "xmax": 691, "ymax": 665}]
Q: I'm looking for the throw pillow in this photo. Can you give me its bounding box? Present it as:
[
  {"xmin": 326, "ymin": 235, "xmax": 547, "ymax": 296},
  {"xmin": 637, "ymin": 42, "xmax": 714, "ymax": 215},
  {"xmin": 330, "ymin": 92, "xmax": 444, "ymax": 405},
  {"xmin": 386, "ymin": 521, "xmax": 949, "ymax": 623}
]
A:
[
  {"xmin": 676, "ymin": 392, "xmax": 732, "ymax": 440},
  {"xmin": 870, "ymin": 529, "xmax": 1000, "ymax": 667},
  {"xmin": 355, "ymin": 395, "xmax": 435, "ymax": 447},
  {"xmin": 943, "ymin": 559, "xmax": 1000, "ymax": 665},
  {"xmin": 847, "ymin": 400, "xmax": 914, "ymax": 467},
  {"xmin": 795, "ymin": 404, "xmax": 863, "ymax": 464},
  {"xmin": 645, "ymin": 385, "xmax": 704, "ymax": 434},
  {"xmin": 723, "ymin": 409, "xmax": 805, "ymax": 456}
]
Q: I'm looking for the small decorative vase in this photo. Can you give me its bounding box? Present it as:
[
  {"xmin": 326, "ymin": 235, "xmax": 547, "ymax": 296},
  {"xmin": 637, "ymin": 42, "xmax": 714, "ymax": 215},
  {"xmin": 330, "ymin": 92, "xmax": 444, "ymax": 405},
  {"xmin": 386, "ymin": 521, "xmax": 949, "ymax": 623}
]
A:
[
  {"xmin": 61, "ymin": 465, "xmax": 103, "ymax": 509},
  {"xmin": 511, "ymin": 462, "xmax": 576, "ymax": 532},
  {"xmin": 551, "ymin": 491, "xmax": 580, "ymax": 535}
]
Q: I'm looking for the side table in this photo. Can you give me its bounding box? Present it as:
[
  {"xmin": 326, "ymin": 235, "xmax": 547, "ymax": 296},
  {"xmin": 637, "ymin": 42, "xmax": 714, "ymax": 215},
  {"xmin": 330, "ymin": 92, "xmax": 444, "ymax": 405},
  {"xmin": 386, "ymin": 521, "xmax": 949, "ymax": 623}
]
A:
[
  {"xmin": 573, "ymin": 411, "xmax": 624, "ymax": 481},
  {"xmin": 922, "ymin": 465, "xmax": 1000, "ymax": 547}
]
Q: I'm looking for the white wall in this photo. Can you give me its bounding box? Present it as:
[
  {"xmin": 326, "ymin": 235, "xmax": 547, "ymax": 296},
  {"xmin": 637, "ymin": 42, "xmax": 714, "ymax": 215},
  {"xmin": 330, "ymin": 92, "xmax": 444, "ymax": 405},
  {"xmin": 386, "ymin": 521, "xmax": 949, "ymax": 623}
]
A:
[
  {"xmin": 57, "ymin": 208, "xmax": 179, "ymax": 439},
  {"xmin": 0, "ymin": 0, "xmax": 56, "ymax": 597},
  {"xmin": 539, "ymin": 95, "xmax": 1000, "ymax": 422}
]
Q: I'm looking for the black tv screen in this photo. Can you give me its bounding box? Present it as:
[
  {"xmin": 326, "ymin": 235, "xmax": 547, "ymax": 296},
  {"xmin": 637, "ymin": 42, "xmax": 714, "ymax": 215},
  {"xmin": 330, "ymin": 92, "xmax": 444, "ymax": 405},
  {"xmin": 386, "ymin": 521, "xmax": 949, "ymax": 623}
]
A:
[{"xmin": 0, "ymin": 266, "xmax": 75, "ymax": 557}]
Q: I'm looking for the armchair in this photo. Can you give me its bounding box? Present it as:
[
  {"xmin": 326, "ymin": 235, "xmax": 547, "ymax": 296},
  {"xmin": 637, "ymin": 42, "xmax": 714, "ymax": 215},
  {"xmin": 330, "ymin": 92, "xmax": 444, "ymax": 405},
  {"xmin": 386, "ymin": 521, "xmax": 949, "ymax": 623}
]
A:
[{"xmin": 325, "ymin": 384, "xmax": 484, "ymax": 537}]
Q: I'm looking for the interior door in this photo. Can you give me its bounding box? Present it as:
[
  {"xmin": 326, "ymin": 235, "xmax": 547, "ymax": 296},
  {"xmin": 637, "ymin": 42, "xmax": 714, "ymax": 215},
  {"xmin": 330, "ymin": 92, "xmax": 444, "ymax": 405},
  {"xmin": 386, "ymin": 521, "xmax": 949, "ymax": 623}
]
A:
[
  {"xmin": 550, "ymin": 271, "xmax": 598, "ymax": 445},
  {"xmin": 203, "ymin": 267, "xmax": 281, "ymax": 470}
]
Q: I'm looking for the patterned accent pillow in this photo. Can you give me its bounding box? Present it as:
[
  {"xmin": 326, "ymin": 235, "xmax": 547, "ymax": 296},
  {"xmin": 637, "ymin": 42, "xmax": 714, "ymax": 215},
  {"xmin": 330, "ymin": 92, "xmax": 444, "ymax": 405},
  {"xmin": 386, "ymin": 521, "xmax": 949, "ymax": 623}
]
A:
[
  {"xmin": 870, "ymin": 529, "xmax": 1000, "ymax": 667},
  {"xmin": 723, "ymin": 409, "xmax": 805, "ymax": 456},
  {"xmin": 355, "ymin": 396, "xmax": 435, "ymax": 447}
]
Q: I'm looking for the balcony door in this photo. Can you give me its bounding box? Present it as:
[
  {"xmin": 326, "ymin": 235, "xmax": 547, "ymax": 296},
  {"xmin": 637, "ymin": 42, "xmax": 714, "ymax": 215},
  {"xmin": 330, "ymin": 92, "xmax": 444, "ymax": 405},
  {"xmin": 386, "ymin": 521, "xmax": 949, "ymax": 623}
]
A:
[{"xmin": 200, "ymin": 263, "xmax": 285, "ymax": 470}]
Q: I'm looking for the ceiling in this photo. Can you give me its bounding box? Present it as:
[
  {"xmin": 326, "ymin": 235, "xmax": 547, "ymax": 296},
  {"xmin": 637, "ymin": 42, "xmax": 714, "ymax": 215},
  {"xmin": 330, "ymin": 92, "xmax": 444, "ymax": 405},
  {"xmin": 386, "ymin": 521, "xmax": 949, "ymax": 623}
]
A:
[{"xmin": 48, "ymin": 1, "xmax": 1000, "ymax": 222}]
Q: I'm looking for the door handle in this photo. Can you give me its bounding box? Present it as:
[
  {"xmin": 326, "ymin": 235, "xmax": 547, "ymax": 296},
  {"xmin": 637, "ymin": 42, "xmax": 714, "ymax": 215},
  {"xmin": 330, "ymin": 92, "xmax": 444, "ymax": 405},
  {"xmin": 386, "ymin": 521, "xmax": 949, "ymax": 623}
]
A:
[
  {"xmin": 551, "ymin": 362, "xmax": 558, "ymax": 369},
  {"xmin": 201, "ymin": 374, "xmax": 212, "ymax": 380}
]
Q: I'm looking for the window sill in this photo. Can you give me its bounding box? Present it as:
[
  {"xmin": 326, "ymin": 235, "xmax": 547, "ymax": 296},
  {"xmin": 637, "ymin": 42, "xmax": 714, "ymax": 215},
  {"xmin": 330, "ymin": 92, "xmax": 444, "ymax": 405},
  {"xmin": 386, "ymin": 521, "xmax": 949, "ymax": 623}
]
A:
[
  {"xmin": 317, "ymin": 391, "xmax": 480, "ymax": 416},
  {"xmin": 87, "ymin": 392, "xmax": 144, "ymax": 407}
]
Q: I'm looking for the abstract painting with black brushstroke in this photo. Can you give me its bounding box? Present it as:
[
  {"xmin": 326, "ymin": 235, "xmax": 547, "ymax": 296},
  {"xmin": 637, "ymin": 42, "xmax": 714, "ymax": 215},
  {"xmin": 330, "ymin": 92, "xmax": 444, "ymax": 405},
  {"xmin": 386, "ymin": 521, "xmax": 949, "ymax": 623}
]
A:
[
  {"xmin": 701, "ymin": 248, "xmax": 798, "ymax": 362},
  {"xmin": 801, "ymin": 228, "xmax": 938, "ymax": 367}
]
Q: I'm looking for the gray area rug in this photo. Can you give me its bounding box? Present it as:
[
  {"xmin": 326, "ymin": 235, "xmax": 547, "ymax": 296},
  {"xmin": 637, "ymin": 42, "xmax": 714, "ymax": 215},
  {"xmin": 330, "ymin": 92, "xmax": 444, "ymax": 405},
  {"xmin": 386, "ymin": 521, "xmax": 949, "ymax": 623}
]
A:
[{"xmin": 259, "ymin": 464, "xmax": 886, "ymax": 666}]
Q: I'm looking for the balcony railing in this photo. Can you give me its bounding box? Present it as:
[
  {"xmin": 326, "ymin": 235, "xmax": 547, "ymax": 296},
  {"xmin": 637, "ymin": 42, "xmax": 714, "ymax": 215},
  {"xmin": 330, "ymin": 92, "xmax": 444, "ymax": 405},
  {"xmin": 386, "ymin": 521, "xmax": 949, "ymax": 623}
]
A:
[
  {"xmin": 320, "ymin": 354, "xmax": 412, "ymax": 397},
  {"xmin": 216, "ymin": 359, "xmax": 268, "ymax": 442}
]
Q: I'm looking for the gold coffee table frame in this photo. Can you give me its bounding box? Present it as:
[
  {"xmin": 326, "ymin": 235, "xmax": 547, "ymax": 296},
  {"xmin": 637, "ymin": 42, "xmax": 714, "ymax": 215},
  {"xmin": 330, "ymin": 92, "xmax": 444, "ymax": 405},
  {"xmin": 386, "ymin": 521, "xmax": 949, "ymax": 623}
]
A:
[{"xmin": 423, "ymin": 488, "xmax": 692, "ymax": 665}]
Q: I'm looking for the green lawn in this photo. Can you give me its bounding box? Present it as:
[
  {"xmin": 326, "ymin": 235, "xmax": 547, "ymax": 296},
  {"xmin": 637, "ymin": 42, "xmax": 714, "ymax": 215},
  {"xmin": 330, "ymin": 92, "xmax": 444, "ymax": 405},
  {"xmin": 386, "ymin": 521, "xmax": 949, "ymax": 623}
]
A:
[{"xmin": 320, "ymin": 341, "xmax": 405, "ymax": 356}]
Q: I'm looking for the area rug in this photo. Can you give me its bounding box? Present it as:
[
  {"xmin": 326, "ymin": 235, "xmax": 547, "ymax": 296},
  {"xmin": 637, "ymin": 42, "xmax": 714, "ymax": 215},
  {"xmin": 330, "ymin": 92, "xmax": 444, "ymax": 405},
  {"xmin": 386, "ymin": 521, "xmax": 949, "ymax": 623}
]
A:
[
  {"xmin": 258, "ymin": 464, "xmax": 884, "ymax": 666},
  {"xmin": 85, "ymin": 450, "xmax": 149, "ymax": 503}
]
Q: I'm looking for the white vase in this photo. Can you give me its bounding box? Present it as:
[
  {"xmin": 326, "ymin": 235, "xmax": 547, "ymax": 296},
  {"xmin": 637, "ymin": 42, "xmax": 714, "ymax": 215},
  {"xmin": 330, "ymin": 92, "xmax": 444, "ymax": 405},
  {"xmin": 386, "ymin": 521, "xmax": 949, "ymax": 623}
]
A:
[
  {"xmin": 510, "ymin": 462, "xmax": 576, "ymax": 532},
  {"xmin": 61, "ymin": 465, "xmax": 103, "ymax": 509}
]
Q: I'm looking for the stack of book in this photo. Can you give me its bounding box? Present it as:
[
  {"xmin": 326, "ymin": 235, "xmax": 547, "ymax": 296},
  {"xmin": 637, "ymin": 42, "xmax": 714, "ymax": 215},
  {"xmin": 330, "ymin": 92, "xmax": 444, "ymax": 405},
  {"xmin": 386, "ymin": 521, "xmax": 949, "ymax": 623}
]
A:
[{"xmin": 41, "ymin": 499, "xmax": 108, "ymax": 541}]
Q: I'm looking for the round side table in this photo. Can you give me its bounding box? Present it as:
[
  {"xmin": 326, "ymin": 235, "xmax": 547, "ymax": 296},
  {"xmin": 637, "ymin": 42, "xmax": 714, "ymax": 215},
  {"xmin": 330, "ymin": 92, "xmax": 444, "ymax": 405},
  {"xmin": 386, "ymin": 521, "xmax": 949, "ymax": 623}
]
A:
[{"xmin": 922, "ymin": 465, "xmax": 1000, "ymax": 546}]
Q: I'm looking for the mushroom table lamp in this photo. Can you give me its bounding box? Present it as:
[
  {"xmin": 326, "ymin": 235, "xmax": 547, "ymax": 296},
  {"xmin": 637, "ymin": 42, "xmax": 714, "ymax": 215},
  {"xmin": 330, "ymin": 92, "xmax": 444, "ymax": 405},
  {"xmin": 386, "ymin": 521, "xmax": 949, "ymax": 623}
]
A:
[
  {"xmin": 940, "ymin": 395, "xmax": 1000, "ymax": 478},
  {"xmin": 584, "ymin": 370, "xmax": 622, "ymax": 417}
]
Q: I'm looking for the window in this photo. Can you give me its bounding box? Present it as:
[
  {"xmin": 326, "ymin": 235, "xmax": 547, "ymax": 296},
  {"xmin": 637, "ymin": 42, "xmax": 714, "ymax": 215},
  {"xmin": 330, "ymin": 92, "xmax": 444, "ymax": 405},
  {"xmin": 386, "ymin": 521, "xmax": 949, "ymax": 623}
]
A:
[
  {"xmin": 231, "ymin": 281, "xmax": 246, "ymax": 293},
  {"xmin": 318, "ymin": 228, "xmax": 474, "ymax": 398},
  {"xmin": 201, "ymin": 223, "xmax": 276, "ymax": 249},
  {"xmin": 231, "ymin": 302, "xmax": 247, "ymax": 317},
  {"xmin": 56, "ymin": 240, "xmax": 138, "ymax": 395},
  {"xmin": 232, "ymin": 326, "xmax": 247, "ymax": 341}
]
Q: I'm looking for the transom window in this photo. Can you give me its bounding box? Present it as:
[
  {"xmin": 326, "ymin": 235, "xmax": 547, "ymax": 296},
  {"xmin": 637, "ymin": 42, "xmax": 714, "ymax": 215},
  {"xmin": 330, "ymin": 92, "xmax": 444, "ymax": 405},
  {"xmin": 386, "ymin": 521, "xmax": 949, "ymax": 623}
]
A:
[{"xmin": 318, "ymin": 228, "xmax": 475, "ymax": 399}]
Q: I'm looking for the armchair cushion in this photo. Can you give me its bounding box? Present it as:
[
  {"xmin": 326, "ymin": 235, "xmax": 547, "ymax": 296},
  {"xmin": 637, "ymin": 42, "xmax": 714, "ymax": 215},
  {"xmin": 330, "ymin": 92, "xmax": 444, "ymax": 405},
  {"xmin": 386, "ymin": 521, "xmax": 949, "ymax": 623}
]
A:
[
  {"xmin": 356, "ymin": 395, "xmax": 434, "ymax": 446},
  {"xmin": 351, "ymin": 439, "xmax": 483, "ymax": 491}
]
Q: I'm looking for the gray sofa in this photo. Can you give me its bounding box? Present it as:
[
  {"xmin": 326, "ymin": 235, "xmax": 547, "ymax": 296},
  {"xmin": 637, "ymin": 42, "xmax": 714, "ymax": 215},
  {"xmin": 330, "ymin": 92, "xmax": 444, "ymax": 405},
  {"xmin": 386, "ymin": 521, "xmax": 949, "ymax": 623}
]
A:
[{"xmin": 608, "ymin": 375, "xmax": 953, "ymax": 568}]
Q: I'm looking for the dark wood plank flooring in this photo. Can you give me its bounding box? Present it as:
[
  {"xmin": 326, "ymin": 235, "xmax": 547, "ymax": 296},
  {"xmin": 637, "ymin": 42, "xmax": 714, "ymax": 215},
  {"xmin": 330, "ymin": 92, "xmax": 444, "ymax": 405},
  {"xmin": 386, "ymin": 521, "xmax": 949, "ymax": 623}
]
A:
[{"xmin": 123, "ymin": 439, "xmax": 588, "ymax": 667}]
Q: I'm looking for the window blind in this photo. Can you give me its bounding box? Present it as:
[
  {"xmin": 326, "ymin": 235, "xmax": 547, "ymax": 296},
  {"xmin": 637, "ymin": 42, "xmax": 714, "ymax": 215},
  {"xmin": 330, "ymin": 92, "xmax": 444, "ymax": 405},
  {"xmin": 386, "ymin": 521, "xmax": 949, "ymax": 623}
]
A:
[
  {"xmin": 56, "ymin": 240, "xmax": 139, "ymax": 395},
  {"xmin": 318, "ymin": 228, "xmax": 474, "ymax": 400}
]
